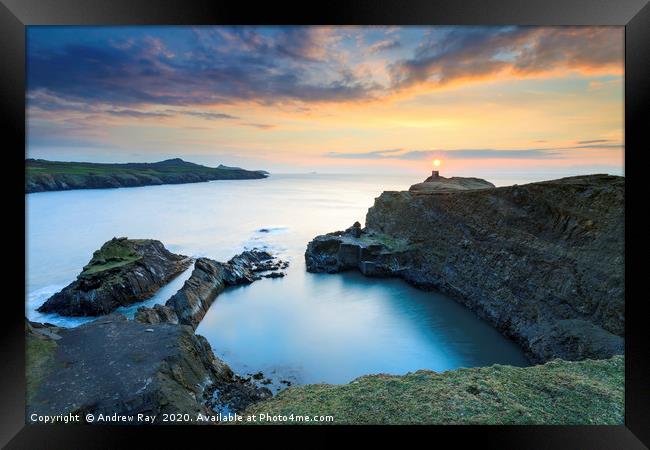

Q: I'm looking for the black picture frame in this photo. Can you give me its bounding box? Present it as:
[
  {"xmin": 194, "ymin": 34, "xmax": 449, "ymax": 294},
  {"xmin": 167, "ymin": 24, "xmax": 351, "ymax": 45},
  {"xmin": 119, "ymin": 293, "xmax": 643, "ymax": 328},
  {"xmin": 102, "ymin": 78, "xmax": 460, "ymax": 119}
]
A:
[{"xmin": 1, "ymin": 0, "xmax": 647, "ymax": 447}]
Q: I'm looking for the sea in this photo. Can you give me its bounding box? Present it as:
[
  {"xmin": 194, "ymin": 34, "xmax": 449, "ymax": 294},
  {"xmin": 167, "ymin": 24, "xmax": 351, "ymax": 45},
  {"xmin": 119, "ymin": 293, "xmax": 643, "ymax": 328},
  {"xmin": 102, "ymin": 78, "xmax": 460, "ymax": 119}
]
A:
[{"xmin": 26, "ymin": 173, "xmax": 530, "ymax": 391}]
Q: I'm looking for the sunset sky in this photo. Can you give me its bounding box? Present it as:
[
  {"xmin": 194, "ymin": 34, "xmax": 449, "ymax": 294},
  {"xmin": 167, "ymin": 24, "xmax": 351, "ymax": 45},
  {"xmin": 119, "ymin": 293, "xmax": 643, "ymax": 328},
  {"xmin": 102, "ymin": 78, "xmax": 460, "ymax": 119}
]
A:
[{"xmin": 27, "ymin": 26, "xmax": 624, "ymax": 177}]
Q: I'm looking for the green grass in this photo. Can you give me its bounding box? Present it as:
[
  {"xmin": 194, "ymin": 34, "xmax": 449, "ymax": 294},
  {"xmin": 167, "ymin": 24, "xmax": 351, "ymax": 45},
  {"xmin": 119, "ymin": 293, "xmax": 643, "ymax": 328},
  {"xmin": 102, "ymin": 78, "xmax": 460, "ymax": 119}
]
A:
[
  {"xmin": 242, "ymin": 356, "xmax": 624, "ymax": 425},
  {"xmin": 81, "ymin": 238, "xmax": 143, "ymax": 275},
  {"xmin": 357, "ymin": 232, "xmax": 412, "ymax": 252},
  {"xmin": 26, "ymin": 332, "xmax": 58, "ymax": 403}
]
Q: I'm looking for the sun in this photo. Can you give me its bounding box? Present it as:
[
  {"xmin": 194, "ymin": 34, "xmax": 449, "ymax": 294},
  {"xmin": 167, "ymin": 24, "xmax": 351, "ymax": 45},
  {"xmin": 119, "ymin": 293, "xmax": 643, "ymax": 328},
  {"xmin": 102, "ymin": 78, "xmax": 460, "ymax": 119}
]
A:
[{"xmin": 432, "ymin": 159, "xmax": 441, "ymax": 167}]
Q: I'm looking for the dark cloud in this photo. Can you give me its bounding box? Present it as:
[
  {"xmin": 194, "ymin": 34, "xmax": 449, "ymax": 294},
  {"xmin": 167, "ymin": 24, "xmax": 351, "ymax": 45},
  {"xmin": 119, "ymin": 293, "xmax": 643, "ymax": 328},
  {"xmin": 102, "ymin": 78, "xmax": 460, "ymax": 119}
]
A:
[
  {"xmin": 240, "ymin": 122, "xmax": 275, "ymax": 129},
  {"xmin": 27, "ymin": 27, "xmax": 378, "ymax": 111},
  {"xmin": 572, "ymin": 143, "xmax": 622, "ymax": 149},
  {"xmin": 107, "ymin": 109, "xmax": 171, "ymax": 119},
  {"xmin": 180, "ymin": 111, "xmax": 239, "ymax": 120},
  {"xmin": 577, "ymin": 139, "xmax": 610, "ymax": 144},
  {"xmin": 390, "ymin": 26, "xmax": 622, "ymax": 88}
]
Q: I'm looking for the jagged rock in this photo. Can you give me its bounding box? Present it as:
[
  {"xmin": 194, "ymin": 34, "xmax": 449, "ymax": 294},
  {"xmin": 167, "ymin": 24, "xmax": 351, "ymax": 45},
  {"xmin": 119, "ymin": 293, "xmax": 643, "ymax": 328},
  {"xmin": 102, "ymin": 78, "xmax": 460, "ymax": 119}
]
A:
[
  {"xmin": 26, "ymin": 315, "xmax": 271, "ymax": 423},
  {"xmin": 263, "ymin": 272, "xmax": 285, "ymax": 278},
  {"xmin": 305, "ymin": 175, "xmax": 624, "ymax": 363},
  {"xmin": 207, "ymin": 376, "xmax": 272, "ymax": 413},
  {"xmin": 136, "ymin": 249, "xmax": 288, "ymax": 330},
  {"xmin": 37, "ymin": 238, "xmax": 192, "ymax": 316},
  {"xmin": 134, "ymin": 304, "xmax": 179, "ymax": 325}
]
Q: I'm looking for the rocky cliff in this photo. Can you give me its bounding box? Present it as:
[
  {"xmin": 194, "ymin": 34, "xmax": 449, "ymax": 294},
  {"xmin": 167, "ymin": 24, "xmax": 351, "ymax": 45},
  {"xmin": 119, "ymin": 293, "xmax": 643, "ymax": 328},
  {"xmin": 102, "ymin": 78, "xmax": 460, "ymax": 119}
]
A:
[
  {"xmin": 26, "ymin": 316, "xmax": 271, "ymax": 422},
  {"xmin": 37, "ymin": 238, "xmax": 192, "ymax": 316},
  {"xmin": 305, "ymin": 175, "xmax": 624, "ymax": 363}
]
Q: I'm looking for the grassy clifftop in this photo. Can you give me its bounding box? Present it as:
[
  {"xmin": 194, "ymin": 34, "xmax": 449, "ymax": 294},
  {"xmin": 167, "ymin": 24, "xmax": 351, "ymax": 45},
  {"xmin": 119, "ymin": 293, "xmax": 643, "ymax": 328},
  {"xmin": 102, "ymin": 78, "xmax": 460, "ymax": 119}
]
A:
[
  {"xmin": 244, "ymin": 356, "xmax": 624, "ymax": 425},
  {"xmin": 26, "ymin": 158, "xmax": 268, "ymax": 193}
]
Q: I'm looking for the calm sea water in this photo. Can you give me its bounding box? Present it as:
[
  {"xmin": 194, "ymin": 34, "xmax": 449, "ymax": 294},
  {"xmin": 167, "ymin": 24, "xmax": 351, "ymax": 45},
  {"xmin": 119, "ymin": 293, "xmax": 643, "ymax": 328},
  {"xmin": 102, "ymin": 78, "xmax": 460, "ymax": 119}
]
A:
[{"xmin": 26, "ymin": 174, "xmax": 529, "ymax": 390}]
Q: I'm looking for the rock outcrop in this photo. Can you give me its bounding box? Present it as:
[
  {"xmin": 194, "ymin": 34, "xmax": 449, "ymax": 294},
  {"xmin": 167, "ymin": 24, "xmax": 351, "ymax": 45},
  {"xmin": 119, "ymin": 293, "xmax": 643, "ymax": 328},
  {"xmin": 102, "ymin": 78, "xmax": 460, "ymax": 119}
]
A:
[
  {"xmin": 136, "ymin": 249, "xmax": 288, "ymax": 329},
  {"xmin": 26, "ymin": 316, "xmax": 271, "ymax": 423},
  {"xmin": 305, "ymin": 175, "xmax": 624, "ymax": 363},
  {"xmin": 409, "ymin": 174, "xmax": 495, "ymax": 192},
  {"xmin": 37, "ymin": 238, "xmax": 192, "ymax": 316}
]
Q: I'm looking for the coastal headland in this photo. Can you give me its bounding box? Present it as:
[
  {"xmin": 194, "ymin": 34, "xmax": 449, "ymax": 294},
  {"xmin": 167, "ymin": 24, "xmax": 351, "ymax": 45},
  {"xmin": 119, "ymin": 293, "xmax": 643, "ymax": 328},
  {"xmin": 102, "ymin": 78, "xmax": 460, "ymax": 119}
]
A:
[{"xmin": 26, "ymin": 158, "xmax": 268, "ymax": 193}]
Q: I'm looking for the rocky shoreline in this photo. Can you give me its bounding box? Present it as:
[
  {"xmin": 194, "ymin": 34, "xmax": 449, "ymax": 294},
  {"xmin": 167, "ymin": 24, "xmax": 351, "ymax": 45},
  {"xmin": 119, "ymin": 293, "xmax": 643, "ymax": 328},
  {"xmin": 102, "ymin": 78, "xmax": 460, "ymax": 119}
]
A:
[
  {"xmin": 305, "ymin": 174, "xmax": 624, "ymax": 364},
  {"xmin": 27, "ymin": 172, "xmax": 625, "ymax": 424},
  {"xmin": 28, "ymin": 241, "xmax": 289, "ymax": 423}
]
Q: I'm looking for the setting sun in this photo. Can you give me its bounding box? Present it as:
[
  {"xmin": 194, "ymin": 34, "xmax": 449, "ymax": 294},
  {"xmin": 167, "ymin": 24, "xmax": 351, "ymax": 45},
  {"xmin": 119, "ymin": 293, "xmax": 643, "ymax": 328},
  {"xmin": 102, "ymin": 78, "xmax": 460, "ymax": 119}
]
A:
[{"xmin": 433, "ymin": 159, "xmax": 441, "ymax": 167}]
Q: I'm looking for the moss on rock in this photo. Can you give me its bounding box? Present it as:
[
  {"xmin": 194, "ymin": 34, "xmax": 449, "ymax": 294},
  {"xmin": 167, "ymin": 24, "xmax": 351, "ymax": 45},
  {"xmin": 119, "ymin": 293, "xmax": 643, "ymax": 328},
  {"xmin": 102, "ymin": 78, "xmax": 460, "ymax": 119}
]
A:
[
  {"xmin": 81, "ymin": 237, "xmax": 143, "ymax": 275},
  {"xmin": 26, "ymin": 327, "xmax": 59, "ymax": 403}
]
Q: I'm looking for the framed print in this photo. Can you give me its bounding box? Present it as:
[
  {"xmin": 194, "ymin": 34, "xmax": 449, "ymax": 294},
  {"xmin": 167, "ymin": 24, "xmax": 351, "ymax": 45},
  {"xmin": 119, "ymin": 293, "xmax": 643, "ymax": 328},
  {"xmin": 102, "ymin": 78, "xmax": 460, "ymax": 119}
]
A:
[{"xmin": 1, "ymin": 0, "xmax": 648, "ymax": 447}]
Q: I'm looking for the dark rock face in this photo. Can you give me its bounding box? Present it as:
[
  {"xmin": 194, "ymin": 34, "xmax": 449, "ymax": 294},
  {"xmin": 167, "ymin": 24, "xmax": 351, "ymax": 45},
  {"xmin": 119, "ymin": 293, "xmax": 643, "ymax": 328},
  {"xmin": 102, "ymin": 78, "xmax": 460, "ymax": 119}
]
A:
[
  {"xmin": 136, "ymin": 249, "xmax": 288, "ymax": 329},
  {"xmin": 26, "ymin": 316, "xmax": 271, "ymax": 422},
  {"xmin": 37, "ymin": 238, "xmax": 192, "ymax": 316},
  {"xmin": 305, "ymin": 175, "xmax": 624, "ymax": 363},
  {"xmin": 135, "ymin": 304, "xmax": 179, "ymax": 325},
  {"xmin": 207, "ymin": 376, "xmax": 272, "ymax": 414}
]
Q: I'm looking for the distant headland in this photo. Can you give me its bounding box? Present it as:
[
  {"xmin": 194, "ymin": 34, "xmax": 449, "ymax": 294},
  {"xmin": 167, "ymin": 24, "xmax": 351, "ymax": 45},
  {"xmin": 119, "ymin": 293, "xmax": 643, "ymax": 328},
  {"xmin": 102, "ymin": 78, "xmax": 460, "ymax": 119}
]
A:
[{"xmin": 25, "ymin": 158, "xmax": 268, "ymax": 193}]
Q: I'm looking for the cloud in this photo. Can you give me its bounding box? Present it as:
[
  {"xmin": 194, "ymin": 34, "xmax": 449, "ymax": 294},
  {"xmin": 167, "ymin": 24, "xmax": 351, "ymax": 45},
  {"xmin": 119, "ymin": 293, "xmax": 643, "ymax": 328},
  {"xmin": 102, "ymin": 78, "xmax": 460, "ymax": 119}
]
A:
[
  {"xmin": 366, "ymin": 38, "xmax": 401, "ymax": 54},
  {"xmin": 327, "ymin": 148, "xmax": 564, "ymax": 160},
  {"xmin": 240, "ymin": 122, "xmax": 275, "ymax": 129},
  {"xmin": 326, "ymin": 143, "xmax": 623, "ymax": 161},
  {"xmin": 28, "ymin": 91, "xmax": 240, "ymax": 122},
  {"xmin": 26, "ymin": 26, "xmax": 623, "ymax": 119},
  {"xmin": 180, "ymin": 111, "xmax": 239, "ymax": 120},
  {"xmin": 106, "ymin": 109, "xmax": 171, "ymax": 119},
  {"xmin": 27, "ymin": 27, "xmax": 378, "ymax": 110},
  {"xmin": 389, "ymin": 26, "xmax": 623, "ymax": 89},
  {"xmin": 576, "ymin": 139, "xmax": 610, "ymax": 144}
]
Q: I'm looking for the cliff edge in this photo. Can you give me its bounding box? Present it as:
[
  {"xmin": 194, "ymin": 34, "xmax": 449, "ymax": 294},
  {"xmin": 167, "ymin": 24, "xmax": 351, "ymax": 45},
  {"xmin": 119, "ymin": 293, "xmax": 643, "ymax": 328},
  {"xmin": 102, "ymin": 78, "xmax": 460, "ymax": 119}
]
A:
[{"xmin": 305, "ymin": 174, "xmax": 624, "ymax": 363}]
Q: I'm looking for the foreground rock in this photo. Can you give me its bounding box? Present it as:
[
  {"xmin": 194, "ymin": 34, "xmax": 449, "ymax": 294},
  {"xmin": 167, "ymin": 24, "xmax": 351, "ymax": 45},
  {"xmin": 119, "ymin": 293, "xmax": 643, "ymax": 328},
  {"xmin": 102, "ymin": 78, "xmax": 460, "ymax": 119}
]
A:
[
  {"xmin": 38, "ymin": 238, "xmax": 192, "ymax": 316},
  {"xmin": 136, "ymin": 249, "xmax": 288, "ymax": 329},
  {"xmin": 244, "ymin": 356, "xmax": 624, "ymax": 425},
  {"xmin": 26, "ymin": 316, "xmax": 271, "ymax": 423},
  {"xmin": 306, "ymin": 175, "xmax": 624, "ymax": 363}
]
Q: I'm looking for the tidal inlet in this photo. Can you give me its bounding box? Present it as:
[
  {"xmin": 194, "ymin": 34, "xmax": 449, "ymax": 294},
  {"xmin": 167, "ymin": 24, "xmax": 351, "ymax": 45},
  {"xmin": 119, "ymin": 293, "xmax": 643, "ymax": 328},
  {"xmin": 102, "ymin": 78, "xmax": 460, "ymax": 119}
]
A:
[{"xmin": 26, "ymin": 25, "xmax": 624, "ymax": 425}]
